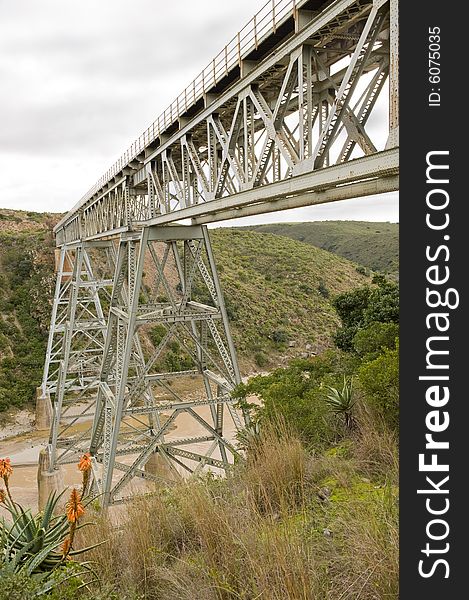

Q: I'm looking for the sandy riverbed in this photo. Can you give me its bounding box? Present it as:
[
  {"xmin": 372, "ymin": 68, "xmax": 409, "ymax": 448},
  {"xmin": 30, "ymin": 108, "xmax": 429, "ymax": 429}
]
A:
[{"xmin": 0, "ymin": 381, "xmax": 261, "ymax": 511}]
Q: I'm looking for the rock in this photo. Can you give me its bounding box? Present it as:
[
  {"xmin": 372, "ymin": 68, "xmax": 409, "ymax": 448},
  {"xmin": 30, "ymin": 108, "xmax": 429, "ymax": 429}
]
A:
[
  {"xmin": 323, "ymin": 528, "xmax": 333, "ymax": 538},
  {"xmin": 318, "ymin": 487, "xmax": 331, "ymax": 501}
]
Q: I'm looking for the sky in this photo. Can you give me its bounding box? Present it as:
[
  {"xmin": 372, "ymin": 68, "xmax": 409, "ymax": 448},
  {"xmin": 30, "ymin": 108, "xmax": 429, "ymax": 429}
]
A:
[{"xmin": 0, "ymin": 0, "xmax": 398, "ymax": 225}]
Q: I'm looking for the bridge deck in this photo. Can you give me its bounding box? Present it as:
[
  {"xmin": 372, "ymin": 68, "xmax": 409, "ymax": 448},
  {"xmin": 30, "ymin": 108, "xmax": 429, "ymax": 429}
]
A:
[{"xmin": 54, "ymin": 0, "xmax": 398, "ymax": 246}]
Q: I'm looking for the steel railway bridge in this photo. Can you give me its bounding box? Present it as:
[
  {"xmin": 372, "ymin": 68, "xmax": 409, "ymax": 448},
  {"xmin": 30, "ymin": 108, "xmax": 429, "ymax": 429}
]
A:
[{"xmin": 38, "ymin": 0, "xmax": 398, "ymax": 507}]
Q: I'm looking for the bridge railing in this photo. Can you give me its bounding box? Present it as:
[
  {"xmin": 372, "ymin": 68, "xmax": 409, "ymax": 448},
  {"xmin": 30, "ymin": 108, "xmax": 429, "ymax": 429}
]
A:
[{"xmin": 68, "ymin": 0, "xmax": 305, "ymax": 218}]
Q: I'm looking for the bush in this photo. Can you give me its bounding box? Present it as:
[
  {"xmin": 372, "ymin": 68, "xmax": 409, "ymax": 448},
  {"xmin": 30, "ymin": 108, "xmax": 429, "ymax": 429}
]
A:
[
  {"xmin": 358, "ymin": 341, "xmax": 399, "ymax": 429},
  {"xmin": 254, "ymin": 351, "xmax": 268, "ymax": 368},
  {"xmin": 317, "ymin": 280, "xmax": 330, "ymax": 298},
  {"xmin": 149, "ymin": 324, "xmax": 167, "ymax": 347},
  {"xmin": 0, "ymin": 571, "xmax": 39, "ymax": 600},
  {"xmin": 333, "ymin": 278, "xmax": 399, "ymax": 351},
  {"xmin": 353, "ymin": 321, "xmax": 399, "ymax": 359},
  {"xmin": 272, "ymin": 329, "xmax": 288, "ymax": 344},
  {"xmin": 234, "ymin": 353, "xmax": 350, "ymax": 448}
]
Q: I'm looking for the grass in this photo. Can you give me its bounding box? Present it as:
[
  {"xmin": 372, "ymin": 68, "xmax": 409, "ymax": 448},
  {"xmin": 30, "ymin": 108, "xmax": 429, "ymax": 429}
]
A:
[
  {"xmin": 72, "ymin": 417, "xmax": 398, "ymax": 600},
  {"xmin": 210, "ymin": 228, "xmax": 369, "ymax": 362},
  {"xmin": 243, "ymin": 221, "xmax": 399, "ymax": 279}
]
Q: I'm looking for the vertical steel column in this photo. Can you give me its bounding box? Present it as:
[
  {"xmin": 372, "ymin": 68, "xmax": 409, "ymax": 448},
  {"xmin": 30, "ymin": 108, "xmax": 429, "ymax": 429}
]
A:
[
  {"xmin": 102, "ymin": 231, "xmax": 148, "ymax": 506},
  {"xmin": 386, "ymin": 0, "xmax": 399, "ymax": 148},
  {"xmin": 41, "ymin": 247, "xmax": 67, "ymax": 395},
  {"xmin": 49, "ymin": 246, "xmax": 84, "ymax": 469}
]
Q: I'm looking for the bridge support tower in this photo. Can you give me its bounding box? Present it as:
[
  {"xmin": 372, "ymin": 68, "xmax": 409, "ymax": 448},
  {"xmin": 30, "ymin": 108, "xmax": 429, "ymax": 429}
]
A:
[{"xmin": 41, "ymin": 225, "xmax": 245, "ymax": 507}]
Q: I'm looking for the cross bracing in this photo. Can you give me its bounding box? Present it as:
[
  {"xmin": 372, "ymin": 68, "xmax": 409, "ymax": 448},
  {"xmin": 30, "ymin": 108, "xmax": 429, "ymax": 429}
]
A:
[{"xmin": 41, "ymin": 0, "xmax": 398, "ymax": 507}]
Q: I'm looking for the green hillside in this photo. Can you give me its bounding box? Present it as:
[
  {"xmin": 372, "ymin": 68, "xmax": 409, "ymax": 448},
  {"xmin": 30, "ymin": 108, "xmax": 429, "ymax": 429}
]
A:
[
  {"xmin": 0, "ymin": 210, "xmax": 369, "ymax": 412},
  {"xmin": 245, "ymin": 221, "xmax": 399, "ymax": 277},
  {"xmin": 210, "ymin": 228, "xmax": 369, "ymax": 365},
  {"xmin": 0, "ymin": 210, "xmax": 58, "ymax": 412}
]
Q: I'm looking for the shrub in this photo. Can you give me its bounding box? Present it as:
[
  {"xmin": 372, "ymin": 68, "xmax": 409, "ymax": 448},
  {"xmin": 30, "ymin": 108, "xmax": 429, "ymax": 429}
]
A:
[
  {"xmin": 234, "ymin": 357, "xmax": 343, "ymax": 448},
  {"xmin": 358, "ymin": 341, "xmax": 399, "ymax": 429},
  {"xmin": 353, "ymin": 321, "xmax": 399, "ymax": 359},
  {"xmin": 149, "ymin": 324, "xmax": 167, "ymax": 347},
  {"xmin": 355, "ymin": 264, "xmax": 369, "ymax": 276},
  {"xmin": 272, "ymin": 329, "xmax": 288, "ymax": 344},
  {"xmin": 333, "ymin": 278, "xmax": 399, "ymax": 351},
  {"xmin": 254, "ymin": 351, "xmax": 268, "ymax": 368},
  {"xmin": 317, "ymin": 280, "xmax": 330, "ymax": 298}
]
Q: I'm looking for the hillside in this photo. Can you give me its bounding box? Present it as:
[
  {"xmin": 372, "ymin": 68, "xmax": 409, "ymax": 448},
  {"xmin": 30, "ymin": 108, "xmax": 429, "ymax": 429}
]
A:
[
  {"xmin": 0, "ymin": 209, "xmax": 369, "ymax": 412},
  {"xmin": 245, "ymin": 221, "xmax": 399, "ymax": 277},
  {"xmin": 0, "ymin": 210, "xmax": 59, "ymax": 413},
  {"xmin": 209, "ymin": 228, "xmax": 369, "ymax": 364}
]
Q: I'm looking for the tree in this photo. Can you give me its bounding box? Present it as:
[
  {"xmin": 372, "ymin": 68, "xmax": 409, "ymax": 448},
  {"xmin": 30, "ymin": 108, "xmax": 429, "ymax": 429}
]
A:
[{"xmin": 333, "ymin": 277, "xmax": 399, "ymax": 352}]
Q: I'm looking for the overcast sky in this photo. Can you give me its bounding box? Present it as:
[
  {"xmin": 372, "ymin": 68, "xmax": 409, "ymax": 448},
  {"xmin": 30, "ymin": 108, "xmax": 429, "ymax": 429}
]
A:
[{"xmin": 0, "ymin": 0, "xmax": 398, "ymax": 224}]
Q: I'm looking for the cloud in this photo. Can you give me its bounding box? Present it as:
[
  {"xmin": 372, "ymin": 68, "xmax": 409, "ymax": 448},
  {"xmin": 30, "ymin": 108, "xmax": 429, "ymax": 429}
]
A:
[
  {"xmin": 215, "ymin": 193, "xmax": 399, "ymax": 228},
  {"xmin": 0, "ymin": 0, "xmax": 397, "ymax": 223}
]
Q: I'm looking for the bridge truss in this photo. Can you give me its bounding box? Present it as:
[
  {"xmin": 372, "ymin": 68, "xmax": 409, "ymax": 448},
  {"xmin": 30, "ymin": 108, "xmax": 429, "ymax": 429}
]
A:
[{"xmin": 41, "ymin": 0, "xmax": 398, "ymax": 507}]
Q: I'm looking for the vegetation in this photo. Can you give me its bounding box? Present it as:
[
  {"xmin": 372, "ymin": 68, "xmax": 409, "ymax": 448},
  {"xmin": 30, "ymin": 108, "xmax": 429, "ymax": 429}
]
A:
[
  {"xmin": 0, "ymin": 455, "xmax": 99, "ymax": 598},
  {"xmin": 210, "ymin": 228, "xmax": 368, "ymax": 362},
  {"xmin": 246, "ymin": 220, "xmax": 399, "ymax": 278},
  {"xmin": 3, "ymin": 427, "xmax": 398, "ymax": 599},
  {"xmin": 322, "ymin": 376, "xmax": 356, "ymax": 431},
  {"xmin": 4, "ymin": 276, "xmax": 396, "ymax": 600},
  {"xmin": 0, "ymin": 210, "xmax": 57, "ymax": 412},
  {"xmin": 332, "ymin": 275, "xmax": 399, "ymax": 352},
  {"xmin": 0, "ymin": 209, "xmax": 399, "ymax": 598}
]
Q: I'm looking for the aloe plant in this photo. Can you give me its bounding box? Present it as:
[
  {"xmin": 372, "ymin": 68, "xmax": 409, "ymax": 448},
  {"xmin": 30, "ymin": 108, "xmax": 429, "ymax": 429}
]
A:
[
  {"xmin": 0, "ymin": 455, "xmax": 102, "ymax": 595},
  {"xmin": 0, "ymin": 542, "xmax": 92, "ymax": 598},
  {"xmin": 1, "ymin": 491, "xmax": 92, "ymax": 571},
  {"xmin": 236, "ymin": 421, "xmax": 262, "ymax": 454},
  {"xmin": 323, "ymin": 376, "xmax": 356, "ymax": 430}
]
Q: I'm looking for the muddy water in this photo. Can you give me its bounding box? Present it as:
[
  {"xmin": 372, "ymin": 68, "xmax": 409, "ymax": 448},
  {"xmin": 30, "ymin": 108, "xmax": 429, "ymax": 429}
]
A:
[
  {"xmin": 1, "ymin": 368, "xmax": 265, "ymax": 512},
  {"xmin": 1, "ymin": 403, "xmax": 241, "ymax": 511}
]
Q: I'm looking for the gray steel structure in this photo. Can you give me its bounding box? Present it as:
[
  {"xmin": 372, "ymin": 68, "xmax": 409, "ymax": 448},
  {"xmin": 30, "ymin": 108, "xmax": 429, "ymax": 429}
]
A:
[{"xmin": 42, "ymin": 0, "xmax": 399, "ymax": 507}]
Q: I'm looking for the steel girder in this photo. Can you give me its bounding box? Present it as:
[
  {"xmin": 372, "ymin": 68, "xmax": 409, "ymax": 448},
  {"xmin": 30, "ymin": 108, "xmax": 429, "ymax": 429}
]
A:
[{"xmin": 54, "ymin": 0, "xmax": 398, "ymax": 246}]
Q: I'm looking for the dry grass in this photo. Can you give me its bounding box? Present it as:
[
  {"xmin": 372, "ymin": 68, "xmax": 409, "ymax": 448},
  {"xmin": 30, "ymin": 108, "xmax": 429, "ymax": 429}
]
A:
[
  {"xmin": 79, "ymin": 425, "xmax": 398, "ymax": 600},
  {"xmin": 352, "ymin": 400, "xmax": 399, "ymax": 484}
]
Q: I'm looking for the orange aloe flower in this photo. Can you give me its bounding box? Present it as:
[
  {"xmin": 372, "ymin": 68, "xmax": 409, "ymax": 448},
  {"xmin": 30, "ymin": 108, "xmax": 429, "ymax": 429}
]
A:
[
  {"xmin": 78, "ymin": 453, "xmax": 92, "ymax": 472},
  {"xmin": 0, "ymin": 457, "xmax": 13, "ymax": 480},
  {"xmin": 0, "ymin": 458, "xmax": 14, "ymax": 502},
  {"xmin": 66, "ymin": 488, "xmax": 85, "ymax": 523},
  {"xmin": 61, "ymin": 536, "xmax": 72, "ymax": 558},
  {"xmin": 78, "ymin": 453, "xmax": 92, "ymax": 494}
]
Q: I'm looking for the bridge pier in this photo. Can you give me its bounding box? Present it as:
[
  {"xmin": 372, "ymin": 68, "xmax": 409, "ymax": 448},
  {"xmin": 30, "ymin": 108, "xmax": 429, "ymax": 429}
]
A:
[
  {"xmin": 37, "ymin": 447, "xmax": 64, "ymax": 511},
  {"xmin": 144, "ymin": 450, "xmax": 179, "ymax": 482},
  {"xmin": 35, "ymin": 387, "xmax": 53, "ymax": 430},
  {"xmin": 42, "ymin": 225, "xmax": 245, "ymax": 507}
]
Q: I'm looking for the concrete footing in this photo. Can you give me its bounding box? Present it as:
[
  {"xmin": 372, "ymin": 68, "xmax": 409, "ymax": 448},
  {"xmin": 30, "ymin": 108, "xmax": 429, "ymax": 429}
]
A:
[
  {"xmin": 35, "ymin": 387, "xmax": 53, "ymax": 430},
  {"xmin": 37, "ymin": 448, "xmax": 64, "ymax": 511}
]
